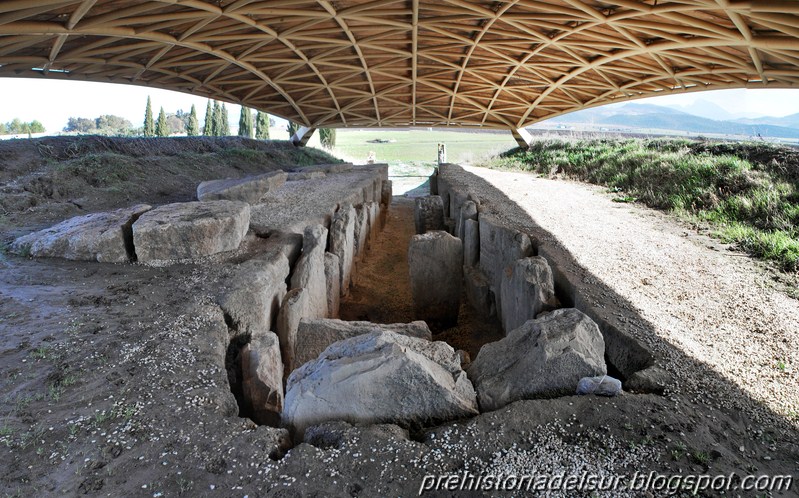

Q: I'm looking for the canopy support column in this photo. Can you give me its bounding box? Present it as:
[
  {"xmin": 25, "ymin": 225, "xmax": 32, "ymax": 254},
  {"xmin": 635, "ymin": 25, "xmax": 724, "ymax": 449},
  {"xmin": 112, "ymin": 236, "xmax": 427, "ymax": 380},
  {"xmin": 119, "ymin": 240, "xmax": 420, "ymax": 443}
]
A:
[
  {"xmin": 291, "ymin": 126, "xmax": 316, "ymax": 146},
  {"xmin": 510, "ymin": 127, "xmax": 532, "ymax": 148}
]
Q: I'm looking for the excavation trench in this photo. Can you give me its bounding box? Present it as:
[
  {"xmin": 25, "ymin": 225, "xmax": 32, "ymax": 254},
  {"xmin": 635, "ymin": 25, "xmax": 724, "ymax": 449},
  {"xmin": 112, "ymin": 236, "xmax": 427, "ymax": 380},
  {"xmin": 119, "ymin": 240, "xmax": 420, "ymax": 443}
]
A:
[
  {"xmin": 226, "ymin": 165, "xmax": 660, "ymax": 437},
  {"xmin": 339, "ymin": 195, "xmax": 504, "ymax": 359}
]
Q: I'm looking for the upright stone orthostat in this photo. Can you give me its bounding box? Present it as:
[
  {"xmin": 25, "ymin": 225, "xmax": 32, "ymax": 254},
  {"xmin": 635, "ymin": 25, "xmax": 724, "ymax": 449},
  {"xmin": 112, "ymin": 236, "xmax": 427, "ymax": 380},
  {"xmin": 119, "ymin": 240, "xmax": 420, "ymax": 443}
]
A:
[
  {"xmin": 463, "ymin": 218, "xmax": 480, "ymax": 267},
  {"xmin": 500, "ymin": 256, "xmax": 559, "ymax": 334},
  {"xmin": 408, "ymin": 230, "xmax": 463, "ymax": 327},
  {"xmin": 456, "ymin": 200, "xmax": 478, "ymax": 241},
  {"xmin": 413, "ymin": 195, "xmax": 445, "ymax": 234},
  {"xmin": 218, "ymin": 252, "xmax": 290, "ymax": 336},
  {"xmin": 290, "ymin": 224, "xmax": 329, "ymax": 320},
  {"xmin": 380, "ymin": 180, "xmax": 393, "ymax": 206},
  {"xmin": 324, "ymin": 252, "xmax": 341, "ymax": 318},
  {"xmin": 276, "ymin": 288, "xmax": 308, "ymax": 378},
  {"xmin": 478, "ymin": 213, "xmax": 533, "ymax": 320},
  {"xmin": 328, "ymin": 203, "xmax": 356, "ymax": 296},
  {"xmin": 241, "ymin": 330, "xmax": 284, "ymax": 425},
  {"xmin": 353, "ymin": 205, "xmax": 370, "ymax": 259}
]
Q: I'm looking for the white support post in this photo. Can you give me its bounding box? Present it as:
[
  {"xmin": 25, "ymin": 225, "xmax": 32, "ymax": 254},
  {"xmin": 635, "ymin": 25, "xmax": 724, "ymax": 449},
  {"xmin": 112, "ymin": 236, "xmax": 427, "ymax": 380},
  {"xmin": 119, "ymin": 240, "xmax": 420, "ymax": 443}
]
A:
[
  {"xmin": 291, "ymin": 126, "xmax": 316, "ymax": 146},
  {"xmin": 510, "ymin": 127, "xmax": 533, "ymax": 148}
]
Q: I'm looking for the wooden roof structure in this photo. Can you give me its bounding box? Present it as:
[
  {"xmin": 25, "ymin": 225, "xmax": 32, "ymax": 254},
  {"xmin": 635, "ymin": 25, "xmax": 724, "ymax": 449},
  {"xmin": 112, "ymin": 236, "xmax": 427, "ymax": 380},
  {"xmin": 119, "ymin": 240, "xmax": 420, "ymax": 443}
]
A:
[{"xmin": 1, "ymin": 1, "xmax": 798, "ymax": 131}]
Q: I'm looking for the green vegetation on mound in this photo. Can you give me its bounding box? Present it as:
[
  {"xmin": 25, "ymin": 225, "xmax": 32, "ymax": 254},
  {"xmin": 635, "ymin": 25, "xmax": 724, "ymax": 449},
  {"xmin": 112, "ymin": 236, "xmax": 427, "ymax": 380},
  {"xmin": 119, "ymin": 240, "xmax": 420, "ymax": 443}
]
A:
[
  {"xmin": 486, "ymin": 138, "xmax": 799, "ymax": 272},
  {"xmin": 0, "ymin": 136, "xmax": 342, "ymax": 239}
]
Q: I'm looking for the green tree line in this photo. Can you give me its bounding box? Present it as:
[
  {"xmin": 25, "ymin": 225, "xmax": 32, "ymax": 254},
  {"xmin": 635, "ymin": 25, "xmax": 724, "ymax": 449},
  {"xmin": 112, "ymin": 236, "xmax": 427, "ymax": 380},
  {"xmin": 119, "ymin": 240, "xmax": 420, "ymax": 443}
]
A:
[{"xmin": 0, "ymin": 118, "xmax": 46, "ymax": 135}]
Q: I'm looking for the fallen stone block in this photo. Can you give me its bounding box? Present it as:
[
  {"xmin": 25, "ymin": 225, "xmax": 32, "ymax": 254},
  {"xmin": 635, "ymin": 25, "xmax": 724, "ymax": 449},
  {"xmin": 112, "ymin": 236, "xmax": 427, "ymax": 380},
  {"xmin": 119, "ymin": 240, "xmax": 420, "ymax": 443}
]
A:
[
  {"xmin": 500, "ymin": 256, "xmax": 559, "ymax": 334},
  {"xmin": 290, "ymin": 225, "xmax": 328, "ymax": 320},
  {"xmin": 328, "ymin": 204, "xmax": 356, "ymax": 296},
  {"xmin": 293, "ymin": 319, "xmax": 432, "ymax": 370},
  {"xmin": 409, "ymin": 231, "xmax": 463, "ymax": 327},
  {"xmin": 413, "ymin": 196, "xmax": 445, "ymax": 234},
  {"xmin": 11, "ymin": 204, "xmax": 151, "ymax": 263},
  {"xmin": 576, "ymin": 375, "xmax": 622, "ymax": 396},
  {"xmin": 463, "ymin": 218, "xmax": 479, "ymax": 267},
  {"xmin": 464, "ymin": 265, "xmax": 496, "ymax": 317},
  {"xmin": 133, "ymin": 200, "xmax": 250, "ymax": 263},
  {"xmin": 197, "ymin": 170, "xmax": 287, "ymax": 204},
  {"xmin": 324, "ymin": 252, "xmax": 340, "ymax": 318},
  {"xmin": 218, "ymin": 252, "xmax": 290, "ymax": 336},
  {"xmin": 625, "ymin": 366, "xmax": 670, "ymax": 395},
  {"xmin": 283, "ymin": 330, "xmax": 477, "ymax": 436},
  {"xmin": 241, "ymin": 330, "xmax": 284, "ymax": 425},
  {"xmin": 468, "ymin": 308, "xmax": 606, "ymax": 411}
]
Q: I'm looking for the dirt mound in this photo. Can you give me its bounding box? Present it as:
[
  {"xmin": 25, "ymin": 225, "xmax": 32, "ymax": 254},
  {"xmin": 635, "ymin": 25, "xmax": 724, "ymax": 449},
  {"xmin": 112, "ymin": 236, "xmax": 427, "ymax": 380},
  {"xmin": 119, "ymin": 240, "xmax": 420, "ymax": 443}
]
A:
[{"xmin": 0, "ymin": 136, "xmax": 340, "ymax": 242}]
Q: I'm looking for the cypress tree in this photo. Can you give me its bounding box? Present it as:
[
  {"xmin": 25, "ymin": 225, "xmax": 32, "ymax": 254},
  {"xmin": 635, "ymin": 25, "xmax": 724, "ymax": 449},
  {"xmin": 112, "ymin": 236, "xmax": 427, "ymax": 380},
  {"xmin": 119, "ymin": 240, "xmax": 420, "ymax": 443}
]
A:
[
  {"xmin": 187, "ymin": 104, "xmax": 200, "ymax": 136},
  {"xmin": 220, "ymin": 103, "xmax": 231, "ymax": 136},
  {"xmin": 287, "ymin": 121, "xmax": 298, "ymax": 138},
  {"xmin": 238, "ymin": 107, "xmax": 253, "ymax": 138},
  {"xmin": 255, "ymin": 111, "xmax": 270, "ymax": 139},
  {"xmin": 155, "ymin": 107, "xmax": 169, "ymax": 137},
  {"xmin": 212, "ymin": 101, "xmax": 222, "ymax": 136},
  {"xmin": 203, "ymin": 100, "xmax": 213, "ymax": 136},
  {"xmin": 143, "ymin": 96, "xmax": 155, "ymax": 137},
  {"xmin": 319, "ymin": 128, "xmax": 336, "ymax": 149}
]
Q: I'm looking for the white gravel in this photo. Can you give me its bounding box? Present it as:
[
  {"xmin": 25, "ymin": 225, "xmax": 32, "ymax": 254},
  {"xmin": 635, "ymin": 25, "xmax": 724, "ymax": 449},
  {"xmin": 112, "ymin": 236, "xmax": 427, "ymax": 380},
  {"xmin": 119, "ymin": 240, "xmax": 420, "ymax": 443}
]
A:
[{"xmin": 464, "ymin": 165, "xmax": 799, "ymax": 429}]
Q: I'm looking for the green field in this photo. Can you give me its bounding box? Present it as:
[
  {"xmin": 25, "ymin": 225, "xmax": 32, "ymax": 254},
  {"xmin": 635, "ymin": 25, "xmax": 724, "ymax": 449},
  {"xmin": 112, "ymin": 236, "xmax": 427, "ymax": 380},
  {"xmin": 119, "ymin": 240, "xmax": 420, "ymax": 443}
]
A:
[{"xmin": 332, "ymin": 129, "xmax": 516, "ymax": 166}]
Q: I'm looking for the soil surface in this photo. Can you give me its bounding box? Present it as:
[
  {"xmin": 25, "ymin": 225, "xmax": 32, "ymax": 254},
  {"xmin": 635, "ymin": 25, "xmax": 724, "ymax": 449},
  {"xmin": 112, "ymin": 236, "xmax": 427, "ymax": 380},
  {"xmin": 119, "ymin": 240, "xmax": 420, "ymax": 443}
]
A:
[
  {"xmin": 340, "ymin": 196, "xmax": 504, "ymax": 359},
  {"xmin": 0, "ymin": 140, "xmax": 797, "ymax": 497}
]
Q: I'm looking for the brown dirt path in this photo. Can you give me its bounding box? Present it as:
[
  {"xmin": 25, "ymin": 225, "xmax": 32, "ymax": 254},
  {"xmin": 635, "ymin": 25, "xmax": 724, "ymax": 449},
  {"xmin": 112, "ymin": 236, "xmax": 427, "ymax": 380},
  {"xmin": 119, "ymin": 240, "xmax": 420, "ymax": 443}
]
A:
[{"xmin": 340, "ymin": 196, "xmax": 503, "ymax": 358}]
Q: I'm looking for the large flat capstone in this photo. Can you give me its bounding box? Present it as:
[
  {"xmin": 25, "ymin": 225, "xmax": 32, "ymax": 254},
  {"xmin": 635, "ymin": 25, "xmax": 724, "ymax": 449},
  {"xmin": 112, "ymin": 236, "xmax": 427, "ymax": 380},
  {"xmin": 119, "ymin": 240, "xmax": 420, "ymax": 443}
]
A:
[
  {"xmin": 283, "ymin": 330, "xmax": 478, "ymax": 435},
  {"xmin": 11, "ymin": 204, "xmax": 151, "ymax": 263},
  {"xmin": 132, "ymin": 200, "xmax": 250, "ymax": 263},
  {"xmin": 197, "ymin": 170, "xmax": 287, "ymax": 204},
  {"xmin": 468, "ymin": 308, "xmax": 606, "ymax": 411}
]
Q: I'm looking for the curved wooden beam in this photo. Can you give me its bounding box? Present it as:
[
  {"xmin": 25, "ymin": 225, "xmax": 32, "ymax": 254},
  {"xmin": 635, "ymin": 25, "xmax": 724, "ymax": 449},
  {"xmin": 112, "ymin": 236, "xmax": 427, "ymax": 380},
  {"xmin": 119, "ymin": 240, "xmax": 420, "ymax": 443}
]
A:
[{"xmin": 0, "ymin": 1, "xmax": 796, "ymax": 129}]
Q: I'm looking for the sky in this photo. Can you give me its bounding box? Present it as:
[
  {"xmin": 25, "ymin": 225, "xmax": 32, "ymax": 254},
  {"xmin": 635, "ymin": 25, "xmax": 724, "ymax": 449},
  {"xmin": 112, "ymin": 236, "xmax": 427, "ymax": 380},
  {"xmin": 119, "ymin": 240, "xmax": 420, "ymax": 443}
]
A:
[{"xmin": 1, "ymin": 77, "xmax": 798, "ymax": 133}]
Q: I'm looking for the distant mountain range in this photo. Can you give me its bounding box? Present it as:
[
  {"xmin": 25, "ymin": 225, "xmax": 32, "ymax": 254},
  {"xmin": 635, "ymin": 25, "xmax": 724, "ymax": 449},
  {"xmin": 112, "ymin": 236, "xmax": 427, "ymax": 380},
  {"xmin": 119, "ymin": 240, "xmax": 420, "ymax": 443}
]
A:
[{"xmin": 536, "ymin": 102, "xmax": 799, "ymax": 139}]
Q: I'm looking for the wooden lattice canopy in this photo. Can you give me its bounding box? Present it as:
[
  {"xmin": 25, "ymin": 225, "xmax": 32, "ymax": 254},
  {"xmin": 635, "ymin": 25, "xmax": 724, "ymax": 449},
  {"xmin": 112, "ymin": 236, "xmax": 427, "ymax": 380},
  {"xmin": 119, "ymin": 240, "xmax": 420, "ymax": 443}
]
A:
[{"xmin": 1, "ymin": 1, "xmax": 798, "ymax": 130}]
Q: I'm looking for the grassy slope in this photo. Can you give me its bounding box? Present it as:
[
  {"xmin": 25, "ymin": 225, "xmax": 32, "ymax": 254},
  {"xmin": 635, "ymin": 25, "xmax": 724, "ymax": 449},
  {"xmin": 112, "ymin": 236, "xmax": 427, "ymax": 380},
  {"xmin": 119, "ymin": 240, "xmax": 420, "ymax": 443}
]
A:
[
  {"xmin": 0, "ymin": 136, "xmax": 341, "ymax": 242},
  {"xmin": 484, "ymin": 138, "xmax": 799, "ymax": 272}
]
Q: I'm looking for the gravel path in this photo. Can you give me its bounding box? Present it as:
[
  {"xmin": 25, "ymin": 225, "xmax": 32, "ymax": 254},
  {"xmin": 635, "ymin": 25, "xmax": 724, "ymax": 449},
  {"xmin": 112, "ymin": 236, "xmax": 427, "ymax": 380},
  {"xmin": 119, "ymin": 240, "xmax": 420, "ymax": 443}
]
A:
[{"xmin": 463, "ymin": 165, "xmax": 799, "ymax": 429}]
